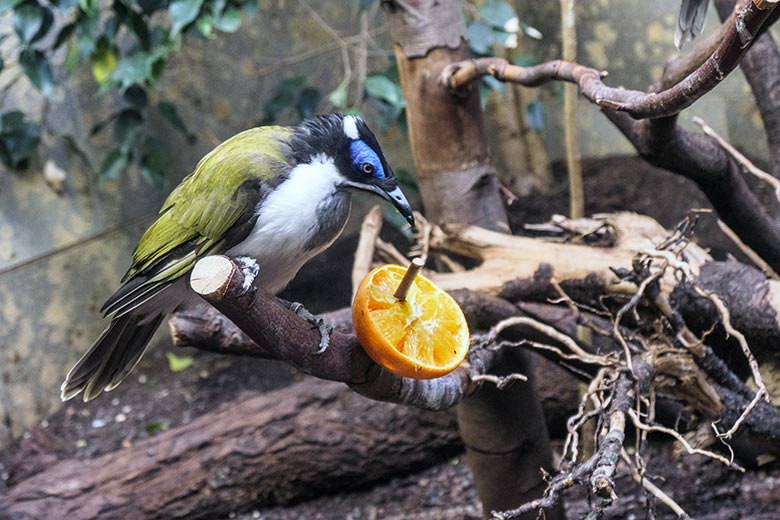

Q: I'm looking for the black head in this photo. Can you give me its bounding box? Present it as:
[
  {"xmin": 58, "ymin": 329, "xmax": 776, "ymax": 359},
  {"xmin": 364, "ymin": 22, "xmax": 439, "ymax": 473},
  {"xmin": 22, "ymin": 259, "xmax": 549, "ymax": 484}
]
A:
[{"xmin": 290, "ymin": 114, "xmax": 415, "ymax": 228}]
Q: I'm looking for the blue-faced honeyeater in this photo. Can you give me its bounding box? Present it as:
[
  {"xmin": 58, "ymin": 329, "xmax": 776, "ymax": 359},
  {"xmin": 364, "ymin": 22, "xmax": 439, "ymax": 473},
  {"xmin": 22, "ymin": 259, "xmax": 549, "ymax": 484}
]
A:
[{"xmin": 61, "ymin": 114, "xmax": 414, "ymax": 402}]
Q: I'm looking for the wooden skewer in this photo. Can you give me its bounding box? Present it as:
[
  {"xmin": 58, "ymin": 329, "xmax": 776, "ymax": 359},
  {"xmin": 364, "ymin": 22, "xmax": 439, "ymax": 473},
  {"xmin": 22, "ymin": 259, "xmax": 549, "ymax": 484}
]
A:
[{"xmin": 393, "ymin": 257, "xmax": 424, "ymax": 301}]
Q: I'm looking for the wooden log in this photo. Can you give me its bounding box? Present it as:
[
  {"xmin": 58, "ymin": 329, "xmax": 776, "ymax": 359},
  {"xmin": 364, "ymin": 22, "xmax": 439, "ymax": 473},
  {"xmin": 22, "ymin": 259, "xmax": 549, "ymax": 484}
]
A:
[{"xmin": 0, "ymin": 379, "xmax": 461, "ymax": 520}]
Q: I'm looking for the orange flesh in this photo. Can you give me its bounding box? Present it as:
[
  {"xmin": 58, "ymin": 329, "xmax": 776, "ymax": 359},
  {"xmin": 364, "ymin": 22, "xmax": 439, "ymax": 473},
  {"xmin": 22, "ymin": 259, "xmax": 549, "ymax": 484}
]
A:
[{"xmin": 355, "ymin": 265, "xmax": 469, "ymax": 377}]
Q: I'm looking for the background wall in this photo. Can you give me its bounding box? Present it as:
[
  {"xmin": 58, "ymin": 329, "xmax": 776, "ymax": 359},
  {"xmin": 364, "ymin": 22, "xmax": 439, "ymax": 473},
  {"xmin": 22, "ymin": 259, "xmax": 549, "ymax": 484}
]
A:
[{"xmin": 0, "ymin": 0, "xmax": 774, "ymax": 445}]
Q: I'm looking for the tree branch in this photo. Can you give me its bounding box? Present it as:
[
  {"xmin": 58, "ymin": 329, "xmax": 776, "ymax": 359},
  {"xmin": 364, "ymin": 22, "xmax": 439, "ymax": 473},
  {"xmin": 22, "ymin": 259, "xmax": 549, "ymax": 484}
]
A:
[
  {"xmin": 188, "ymin": 255, "xmax": 483, "ymax": 410},
  {"xmin": 715, "ymin": 0, "xmax": 780, "ymax": 176},
  {"xmin": 440, "ymin": 0, "xmax": 778, "ymax": 119}
]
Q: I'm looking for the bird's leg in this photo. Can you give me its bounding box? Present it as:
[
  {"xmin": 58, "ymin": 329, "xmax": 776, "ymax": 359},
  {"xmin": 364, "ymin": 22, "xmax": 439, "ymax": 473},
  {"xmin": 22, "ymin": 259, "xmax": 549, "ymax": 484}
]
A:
[
  {"xmin": 278, "ymin": 298, "xmax": 333, "ymax": 354},
  {"xmin": 232, "ymin": 256, "xmax": 259, "ymax": 295}
]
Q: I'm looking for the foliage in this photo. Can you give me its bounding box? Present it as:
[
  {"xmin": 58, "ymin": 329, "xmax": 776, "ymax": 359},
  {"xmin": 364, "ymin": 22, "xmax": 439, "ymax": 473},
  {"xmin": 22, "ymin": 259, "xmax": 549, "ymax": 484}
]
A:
[
  {"xmin": 0, "ymin": 0, "xmax": 256, "ymax": 181},
  {"xmin": 465, "ymin": 1, "xmax": 545, "ymax": 129}
]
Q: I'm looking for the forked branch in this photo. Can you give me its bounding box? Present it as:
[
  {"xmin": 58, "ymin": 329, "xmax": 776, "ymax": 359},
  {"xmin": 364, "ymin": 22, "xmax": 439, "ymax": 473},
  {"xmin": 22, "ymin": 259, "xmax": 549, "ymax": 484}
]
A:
[{"xmin": 440, "ymin": 0, "xmax": 778, "ymax": 119}]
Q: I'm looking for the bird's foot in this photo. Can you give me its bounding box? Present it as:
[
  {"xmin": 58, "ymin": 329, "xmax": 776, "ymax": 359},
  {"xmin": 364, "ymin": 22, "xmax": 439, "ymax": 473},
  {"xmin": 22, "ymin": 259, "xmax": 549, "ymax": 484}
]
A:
[
  {"xmin": 233, "ymin": 256, "xmax": 259, "ymax": 295},
  {"xmin": 279, "ymin": 299, "xmax": 333, "ymax": 354}
]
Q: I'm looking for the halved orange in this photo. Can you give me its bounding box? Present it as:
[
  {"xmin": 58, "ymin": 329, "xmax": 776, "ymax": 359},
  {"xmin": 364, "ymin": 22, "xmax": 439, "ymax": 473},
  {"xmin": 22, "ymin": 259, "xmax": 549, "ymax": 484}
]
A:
[{"xmin": 352, "ymin": 264, "xmax": 470, "ymax": 379}]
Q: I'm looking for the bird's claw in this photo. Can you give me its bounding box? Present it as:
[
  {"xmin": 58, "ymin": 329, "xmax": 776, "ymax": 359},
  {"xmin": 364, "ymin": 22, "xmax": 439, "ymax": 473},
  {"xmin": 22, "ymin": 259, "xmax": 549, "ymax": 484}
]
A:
[
  {"xmin": 280, "ymin": 299, "xmax": 333, "ymax": 354},
  {"xmin": 233, "ymin": 256, "xmax": 259, "ymax": 295}
]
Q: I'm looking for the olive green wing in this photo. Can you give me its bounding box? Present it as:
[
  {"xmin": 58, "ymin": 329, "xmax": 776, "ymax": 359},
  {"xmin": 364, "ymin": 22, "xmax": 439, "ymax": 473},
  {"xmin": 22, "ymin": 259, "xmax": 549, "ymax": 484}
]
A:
[{"xmin": 101, "ymin": 126, "xmax": 292, "ymax": 318}]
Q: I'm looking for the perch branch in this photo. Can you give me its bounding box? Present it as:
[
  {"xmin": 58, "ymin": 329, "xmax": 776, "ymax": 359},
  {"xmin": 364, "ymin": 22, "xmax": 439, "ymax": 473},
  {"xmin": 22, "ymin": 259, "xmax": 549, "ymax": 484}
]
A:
[{"xmin": 188, "ymin": 255, "xmax": 479, "ymax": 410}]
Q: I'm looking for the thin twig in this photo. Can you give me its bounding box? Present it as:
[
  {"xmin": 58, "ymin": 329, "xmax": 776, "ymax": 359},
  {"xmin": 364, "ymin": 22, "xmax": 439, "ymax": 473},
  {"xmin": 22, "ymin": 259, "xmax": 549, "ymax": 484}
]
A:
[
  {"xmin": 627, "ymin": 408, "xmax": 744, "ymax": 471},
  {"xmin": 620, "ymin": 450, "xmax": 692, "ymax": 519},
  {"xmin": 471, "ymin": 372, "xmax": 528, "ymax": 389},
  {"xmin": 299, "ymin": 0, "xmax": 352, "ymax": 91},
  {"xmin": 692, "ymin": 286, "xmax": 771, "ymax": 425},
  {"xmin": 717, "ymin": 219, "xmax": 780, "ymax": 280},
  {"xmin": 612, "ymin": 271, "xmax": 662, "ymax": 374},
  {"xmin": 488, "ymin": 316, "xmax": 614, "ymax": 366},
  {"xmin": 375, "ymin": 238, "xmax": 409, "ymax": 265},
  {"xmin": 693, "ymin": 116, "xmax": 780, "ymax": 205}
]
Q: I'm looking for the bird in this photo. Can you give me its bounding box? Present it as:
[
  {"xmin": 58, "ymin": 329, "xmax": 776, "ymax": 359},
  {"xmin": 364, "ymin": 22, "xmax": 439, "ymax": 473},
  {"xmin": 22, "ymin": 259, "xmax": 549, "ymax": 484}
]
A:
[
  {"xmin": 61, "ymin": 113, "xmax": 415, "ymax": 402},
  {"xmin": 676, "ymin": 0, "xmax": 709, "ymax": 49}
]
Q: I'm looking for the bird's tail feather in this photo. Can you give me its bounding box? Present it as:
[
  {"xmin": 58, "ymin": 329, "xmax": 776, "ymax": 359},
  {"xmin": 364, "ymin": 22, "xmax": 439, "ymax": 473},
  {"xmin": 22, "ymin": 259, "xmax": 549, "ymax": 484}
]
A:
[{"xmin": 61, "ymin": 313, "xmax": 164, "ymax": 402}]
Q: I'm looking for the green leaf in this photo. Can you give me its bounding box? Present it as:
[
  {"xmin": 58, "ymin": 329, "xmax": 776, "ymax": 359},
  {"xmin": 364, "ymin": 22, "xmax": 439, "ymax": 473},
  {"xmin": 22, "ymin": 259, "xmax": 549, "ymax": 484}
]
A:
[
  {"xmin": 114, "ymin": 108, "xmax": 143, "ymax": 151},
  {"xmin": 127, "ymin": 9, "xmax": 151, "ymax": 49},
  {"xmin": 262, "ymin": 76, "xmax": 306, "ymax": 118},
  {"xmin": 242, "ymin": 0, "xmax": 257, "ymax": 20},
  {"xmin": 0, "ymin": 0, "xmax": 23, "ymax": 15},
  {"xmin": 209, "ymin": 0, "xmax": 226, "ymax": 17},
  {"xmin": 124, "ymin": 85, "xmax": 148, "ymax": 108},
  {"xmin": 0, "ymin": 111, "xmax": 41, "ymax": 169},
  {"xmin": 467, "ymin": 20, "xmax": 494, "ymax": 55},
  {"xmin": 479, "ymin": 1, "xmax": 517, "ymax": 31},
  {"xmin": 526, "ymin": 101, "xmax": 544, "ymax": 131},
  {"xmin": 157, "ymin": 100, "xmax": 189, "ymax": 136},
  {"xmin": 364, "ymin": 75, "xmax": 405, "ymax": 108},
  {"xmin": 279, "ymin": 76, "xmax": 306, "ymax": 90},
  {"xmin": 13, "ymin": 1, "xmax": 44, "ymax": 43},
  {"xmin": 374, "ymin": 98, "xmax": 402, "ymax": 132},
  {"xmin": 78, "ymin": 0, "xmax": 95, "ymax": 14},
  {"xmin": 213, "ymin": 6, "xmax": 240, "ymax": 32},
  {"xmin": 19, "ymin": 49, "xmax": 54, "ymax": 98},
  {"xmin": 512, "ymin": 55, "xmax": 540, "ymax": 68},
  {"xmin": 98, "ymin": 148, "xmax": 129, "ymax": 182},
  {"xmin": 91, "ymin": 39, "xmax": 119, "ymax": 84},
  {"xmin": 109, "ymin": 51, "xmax": 152, "ymax": 89},
  {"xmin": 328, "ymin": 87, "xmax": 347, "ymax": 109},
  {"xmin": 296, "ymin": 87, "xmax": 320, "ymax": 119},
  {"xmin": 140, "ymin": 137, "xmax": 167, "ymax": 189},
  {"xmin": 195, "ymin": 12, "xmax": 213, "ymax": 37},
  {"xmin": 65, "ymin": 40, "xmax": 80, "ymax": 73},
  {"xmin": 60, "ymin": 133, "xmax": 94, "ymax": 174},
  {"xmin": 166, "ymin": 352, "xmax": 193, "ymax": 372},
  {"xmin": 53, "ymin": 22, "xmax": 75, "ymax": 49},
  {"xmin": 144, "ymin": 422, "xmax": 169, "ymax": 433},
  {"xmin": 137, "ymin": 0, "xmax": 165, "ymax": 14},
  {"xmin": 169, "ymin": 0, "xmax": 203, "ymax": 36}
]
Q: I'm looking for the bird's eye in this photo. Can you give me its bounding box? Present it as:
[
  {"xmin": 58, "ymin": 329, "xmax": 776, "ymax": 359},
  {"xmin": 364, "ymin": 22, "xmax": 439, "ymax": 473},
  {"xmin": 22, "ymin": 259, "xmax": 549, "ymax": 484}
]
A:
[{"xmin": 361, "ymin": 162, "xmax": 375, "ymax": 175}]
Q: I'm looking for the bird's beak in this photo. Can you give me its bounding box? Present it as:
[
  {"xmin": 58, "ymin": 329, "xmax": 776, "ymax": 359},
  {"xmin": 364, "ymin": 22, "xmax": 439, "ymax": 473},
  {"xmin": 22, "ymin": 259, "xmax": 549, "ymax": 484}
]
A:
[{"xmin": 345, "ymin": 182, "xmax": 415, "ymax": 229}]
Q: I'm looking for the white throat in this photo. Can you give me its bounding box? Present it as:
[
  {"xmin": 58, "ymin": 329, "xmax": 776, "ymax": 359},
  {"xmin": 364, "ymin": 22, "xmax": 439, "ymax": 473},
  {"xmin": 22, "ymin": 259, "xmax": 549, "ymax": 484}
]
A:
[{"xmin": 226, "ymin": 155, "xmax": 349, "ymax": 294}]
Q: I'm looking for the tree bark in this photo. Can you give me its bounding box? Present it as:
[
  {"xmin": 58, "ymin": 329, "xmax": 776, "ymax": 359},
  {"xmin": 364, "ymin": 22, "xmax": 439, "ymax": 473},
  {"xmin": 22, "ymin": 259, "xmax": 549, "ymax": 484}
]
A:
[
  {"xmin": 714, "ymin": 0, "xmax": 780, "ymax": 176},
  {"xmin": 0, "ymin": 379, "xmax": 462, "ymax": 520},
  {"xmin": 383, "ymin": 1, "xmax": 559, "ymax": 517}
]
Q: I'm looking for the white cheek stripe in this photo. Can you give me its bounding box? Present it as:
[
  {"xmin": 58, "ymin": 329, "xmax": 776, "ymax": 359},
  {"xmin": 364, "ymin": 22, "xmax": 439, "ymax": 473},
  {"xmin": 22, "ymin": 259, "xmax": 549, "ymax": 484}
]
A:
[{"xmin": 343, "ymin": 115, "xmax": 359, "ymax": 139}]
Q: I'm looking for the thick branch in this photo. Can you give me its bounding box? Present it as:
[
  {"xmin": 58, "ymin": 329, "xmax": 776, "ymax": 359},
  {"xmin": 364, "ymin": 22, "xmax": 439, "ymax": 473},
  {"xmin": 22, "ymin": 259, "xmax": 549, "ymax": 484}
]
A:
[
  {"xmin": 0, "ymin": 380, "xmax": 462, "ymax": 520},
  {"xmin": 188, "ymin": 255, "xmax": 477, "ymax": 410},
  {"xmin": 715, "ymin": 0, "xmax": 780, "ymax": 176},
  {"xmin": 602, "ymin": 111, "xmax": 780, "ymax": 273},
  {"xmin": 440, "ymin": 0, "xmax": 778, "ymax": 119}
]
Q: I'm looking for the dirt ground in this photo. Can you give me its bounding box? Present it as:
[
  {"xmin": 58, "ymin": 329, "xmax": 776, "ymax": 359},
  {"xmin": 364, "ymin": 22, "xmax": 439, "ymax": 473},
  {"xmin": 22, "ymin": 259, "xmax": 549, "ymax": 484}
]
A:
[{"xmin": 2, "ymin": 156, "xmax": 779, "ymax": 519}]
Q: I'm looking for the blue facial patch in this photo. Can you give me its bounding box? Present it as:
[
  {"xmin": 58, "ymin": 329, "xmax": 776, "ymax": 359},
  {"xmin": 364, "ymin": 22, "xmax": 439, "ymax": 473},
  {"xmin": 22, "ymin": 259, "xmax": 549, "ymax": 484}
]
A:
[{"xmin": 350, "ymin": 139, "xmax": 386, "ymax": 180}]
